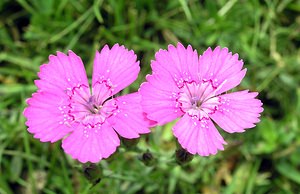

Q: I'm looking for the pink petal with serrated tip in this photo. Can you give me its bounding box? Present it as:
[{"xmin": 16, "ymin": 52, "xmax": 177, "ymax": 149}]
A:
[
  {"xmin": 108, "ymin": 92, "xmax": 152, "ymax": 139},
  {"xmin": 92, "ymin": 44, "xmax": 140, "ymax": 96},
  {"xmin": 210, "ymin": 90, "xmax": 263, "ymax": 133},
  {"xmin": 62, "ymin": 122, "xmax": 120, "ymax": 163},
  {"xmin": 173, "ymin": 114, "xmax": 227, "ymax": 156}
]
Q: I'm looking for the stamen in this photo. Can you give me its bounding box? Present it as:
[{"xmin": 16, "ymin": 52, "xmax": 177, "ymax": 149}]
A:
[
  {"xmin": 66, "ymin": 83, "xmax": 118, "ymax": 127},
  {"xmin": 178, "ymin": 81, "xmax": 220, "ymax": 120}
]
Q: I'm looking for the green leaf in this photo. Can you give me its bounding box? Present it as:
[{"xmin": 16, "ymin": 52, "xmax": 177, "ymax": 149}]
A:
[{"xmin": 276, "ymin": 161, "xmax": 300, "ymax": 184}]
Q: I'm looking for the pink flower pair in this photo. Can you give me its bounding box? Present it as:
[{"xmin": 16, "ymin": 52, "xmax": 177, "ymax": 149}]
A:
[{"xmin": 24, "ymin": 43, "xmax": 263, "ymax": 163}]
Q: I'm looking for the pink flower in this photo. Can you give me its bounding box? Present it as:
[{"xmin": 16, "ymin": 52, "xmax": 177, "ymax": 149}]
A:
[
  {"xmin": 140, "ymin": 43, "xmax": 263, "ymax": 156},
  {"xmin": 24, "ymin": 44, "xmax": 151, "ymax": 163}
]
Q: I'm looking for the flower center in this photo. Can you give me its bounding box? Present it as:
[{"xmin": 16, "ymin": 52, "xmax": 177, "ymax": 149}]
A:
[
  {"xmin": 178, "ymin": 81, "xmax": 220, "ymax": 120},
  {"xmin": 67, "ymin": 84, "xmax": 117, "ymax": 127},
  {"xmin": 191, "ymin": 96, "xmax": 202, "ymax": 108},
  {"xmin": 86, "ymin": 95, "xmax": 105, "ymax": 114}
]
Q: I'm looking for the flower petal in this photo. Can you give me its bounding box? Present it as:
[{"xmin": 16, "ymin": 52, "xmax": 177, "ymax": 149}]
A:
[
  {"xmin": 23, "ymin": 91, "xmax": 73, "ymax": 143},
  {"xmin": 210, "ymin": 90, "xmax": 263, "ymax": 133},
  {"xmin": 108, "ymin": 92, "xmax": 152, "ymax": 139},
  {"xmin": 199, "ymin": 47, "xmax": 246, "ymax": 95},
  {"xmin": 139, "ymin": 76, "xmax": 184, "ymax": 125},
  {"xmin": 173, "ymin": 114, "xmax": 227, "ymax": 156},
  {"xmin": 35, "ymin": 50, "xmax": 89, "ymax": 92},
  {"xmin": 92, "ymin": 44, "xmax": 140, "ymax": 96},
  {"xmin": 152, "ymin": 42, "xmax": 199, "ymax": 87},
  {"xmin": 62, "ymin": 122, "xmax": 120, "ymax": 163}
]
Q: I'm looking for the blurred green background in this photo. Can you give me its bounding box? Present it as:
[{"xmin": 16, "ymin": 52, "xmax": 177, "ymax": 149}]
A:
[{"xmin": 1, "ymin": 0, "xmax": 300, "ymax": 193}]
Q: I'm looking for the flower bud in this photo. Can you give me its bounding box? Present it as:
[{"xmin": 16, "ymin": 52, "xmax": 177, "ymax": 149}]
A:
[
  {"xmin": 139, "ymin": 150, "xmax": 156, "ymax": 166},
  {"xmin": 82, "ymin": 163, "xmax": 102, "ymax": 186},
  {"xmin": 175, "ymin": 148, "xmax": 193, "ymax": 165}
]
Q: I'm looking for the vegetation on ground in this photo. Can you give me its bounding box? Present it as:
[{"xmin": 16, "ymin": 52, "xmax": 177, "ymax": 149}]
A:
[{"xmin": 0, "ymin": 0, "xmax": 300, "ymax": 193}]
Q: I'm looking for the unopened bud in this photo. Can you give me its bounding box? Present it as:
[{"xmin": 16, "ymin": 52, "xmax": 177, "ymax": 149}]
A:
[
  {"xmin": 139, "ymin": 150, "xmax": 156, "ymax": 166},
  {"xmin": 175, "ymin": 148, "xmax": 193, "ymax": 165},
  {"xmin": 83, "ymin": 163, "xmax": 102, "ymax": 186}
]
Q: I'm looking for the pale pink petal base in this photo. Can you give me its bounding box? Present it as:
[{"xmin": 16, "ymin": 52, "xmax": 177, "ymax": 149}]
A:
[
  {"xmin": 108, "ymin": 93, "xmax": 151, "ymax": 139},
  {"xmin": 210, "ymin": 90, "xmax": 264, "ymax": 133},
  {"xmin": 23, "ymin": 92, "xmax": 73, "ymax": 143},
  {"xmin": 62, "ymin": 122, "xmax": 120, "ymax": 163},
  {"xmin": 173, "ymin": 114, "xmax": 227, "ymax": 156}
]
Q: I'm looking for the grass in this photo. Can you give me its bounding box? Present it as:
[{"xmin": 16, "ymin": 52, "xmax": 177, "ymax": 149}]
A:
[{"xmin": 1, "ymin": 0, "xmax": 300, "ymax": 193}]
